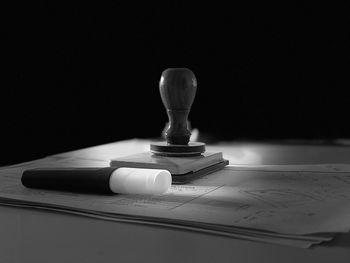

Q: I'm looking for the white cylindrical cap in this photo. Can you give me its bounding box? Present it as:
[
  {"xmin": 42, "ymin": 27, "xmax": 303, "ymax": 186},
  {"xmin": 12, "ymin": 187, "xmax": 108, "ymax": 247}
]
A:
[{"xmin": 109, "ymin": 167, "xmax": 172, "ymax": 195}]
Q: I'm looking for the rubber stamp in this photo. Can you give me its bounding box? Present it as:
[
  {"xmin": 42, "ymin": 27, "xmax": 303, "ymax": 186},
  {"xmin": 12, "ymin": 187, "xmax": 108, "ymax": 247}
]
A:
[{"xmin": 110, "ymin": 68, "xmax": 228, "ymax": 183}]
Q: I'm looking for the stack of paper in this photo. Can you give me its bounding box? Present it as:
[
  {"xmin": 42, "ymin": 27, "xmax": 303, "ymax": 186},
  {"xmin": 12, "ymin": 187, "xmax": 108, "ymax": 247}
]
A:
[{"xmin": 1, "ymin": 156, "xmax": 350, "ymax": 248}]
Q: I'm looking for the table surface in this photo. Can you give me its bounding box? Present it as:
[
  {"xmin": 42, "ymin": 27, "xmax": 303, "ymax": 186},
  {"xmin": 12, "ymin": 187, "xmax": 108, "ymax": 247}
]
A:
[{"xmin": 2, "ymin": 139, "xmax": 350, "ymax": 263}]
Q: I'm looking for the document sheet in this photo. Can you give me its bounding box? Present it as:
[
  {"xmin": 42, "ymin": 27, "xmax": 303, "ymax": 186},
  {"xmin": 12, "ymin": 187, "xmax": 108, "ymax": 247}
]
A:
[{"xmin": 1, "ymin": 156, "xmax": 350, "ymax": 248}]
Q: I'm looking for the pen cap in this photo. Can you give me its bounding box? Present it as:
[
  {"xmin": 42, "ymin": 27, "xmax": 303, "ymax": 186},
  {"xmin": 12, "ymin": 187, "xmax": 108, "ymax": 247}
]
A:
[{"xmin": 109, "ymin": 168, "xmax": 172, "ymax": 195}]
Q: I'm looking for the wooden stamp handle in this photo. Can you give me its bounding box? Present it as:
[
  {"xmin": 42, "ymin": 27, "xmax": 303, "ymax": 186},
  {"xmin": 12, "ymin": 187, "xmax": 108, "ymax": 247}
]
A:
[{"xmin": 159, "ymin": 68, "xmax": 197, "ymax": 145}]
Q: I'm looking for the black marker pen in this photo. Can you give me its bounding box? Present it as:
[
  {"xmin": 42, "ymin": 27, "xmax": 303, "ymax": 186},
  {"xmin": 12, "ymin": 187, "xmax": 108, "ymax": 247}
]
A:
[{"xmin": 21, "ymin": 167, "xmax": 172, "ymax": 195}]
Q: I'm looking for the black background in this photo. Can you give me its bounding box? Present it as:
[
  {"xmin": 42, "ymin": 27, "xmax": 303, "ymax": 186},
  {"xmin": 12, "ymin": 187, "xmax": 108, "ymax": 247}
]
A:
[{"xmin": 1, "ymin": 2, "xmax": 350, "ymax": 165}]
